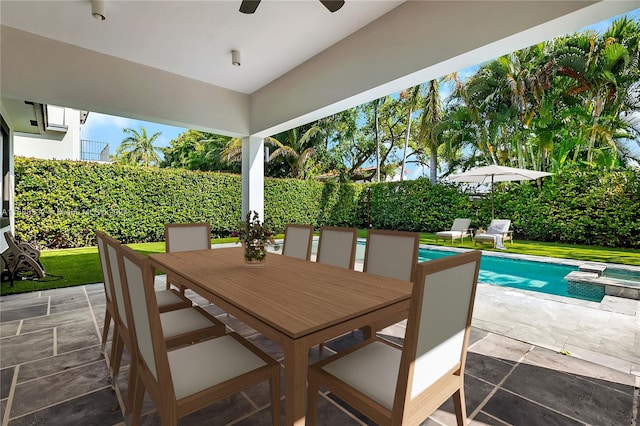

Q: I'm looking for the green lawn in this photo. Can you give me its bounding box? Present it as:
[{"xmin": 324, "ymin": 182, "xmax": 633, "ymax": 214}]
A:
[{"xmin": 2, "ymin": 232, "xmax": 638, "ymax": 296}]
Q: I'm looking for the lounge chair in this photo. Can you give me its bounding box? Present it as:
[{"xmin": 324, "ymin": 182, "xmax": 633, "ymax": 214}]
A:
[
  {"xmin": 474, "ymin": 219, "xmax": 513, "ymax": 249},
  {"xmin": 435, "ymin": 218, "xmax": 472, "ymax": 244}
]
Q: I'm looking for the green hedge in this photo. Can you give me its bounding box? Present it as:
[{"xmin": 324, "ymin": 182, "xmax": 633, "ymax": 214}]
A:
[
  {"xmin": 12, "ymin": 158, "xmax": 640, "ymax": 249},
  {"xmin": 14, "ymin": 159, "xmax": 241, "ymax": 247}
]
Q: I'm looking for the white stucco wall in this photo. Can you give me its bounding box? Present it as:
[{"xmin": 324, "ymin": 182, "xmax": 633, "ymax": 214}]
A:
[{"xmin": 13, "ymin": 107, "xmax": 81, "ymax": 160}]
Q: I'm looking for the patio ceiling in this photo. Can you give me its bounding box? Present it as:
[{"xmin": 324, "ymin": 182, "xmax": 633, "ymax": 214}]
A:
[{"xmin": 1, "ymin": 1, "xmax": 637, "ymax": 138}]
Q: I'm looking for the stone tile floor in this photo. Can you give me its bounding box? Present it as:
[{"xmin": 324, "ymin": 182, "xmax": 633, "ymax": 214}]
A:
[{"xmin": 1, "ymin": 278, "xmax": 639, "ymax": 425}]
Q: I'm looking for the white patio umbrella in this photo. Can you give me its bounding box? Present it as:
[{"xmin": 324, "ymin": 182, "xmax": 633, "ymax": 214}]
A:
[{"xmin": 448, "ymin": 165, "xmax": 552, "ymax": 219}]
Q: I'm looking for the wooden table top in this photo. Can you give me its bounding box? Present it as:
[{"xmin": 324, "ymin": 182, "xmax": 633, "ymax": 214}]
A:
[{"xmin": 149, "ymin": 247, "xmax": 412, "ymax": 339}]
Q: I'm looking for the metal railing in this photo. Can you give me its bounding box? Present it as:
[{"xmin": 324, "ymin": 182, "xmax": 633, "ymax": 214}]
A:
[{"xmin": 80, "ymin": 140, "xmax": 110, "ymax": 162}]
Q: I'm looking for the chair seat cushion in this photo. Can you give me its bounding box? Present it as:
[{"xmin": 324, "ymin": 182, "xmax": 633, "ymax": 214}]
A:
[
  {"xmin": 475, "ymin": 234, "xmax": 497, "ymax": 241},
  {"xmin": 155, "ymin": 289, "xmax": 188, "ymax": 308},
  {"xmin": 321, "ymin": 341, "xmax": 400, "ymax": 410},
  {"xmin": 168, "ymin": 335, "xmax": 267, "ymax": 400},
  {"xmin": 160, "ymin": 308, "xmax": 216, "ymax": 338}
]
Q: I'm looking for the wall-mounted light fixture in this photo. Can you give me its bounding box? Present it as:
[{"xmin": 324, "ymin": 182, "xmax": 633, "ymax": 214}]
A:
[
  {"xmin": 231, "ymin": 50, "xmax": 241, "ymax": 67},
  {"xmin": 91, "ymin": 0, "xmax": 106, "ymax": 21}
]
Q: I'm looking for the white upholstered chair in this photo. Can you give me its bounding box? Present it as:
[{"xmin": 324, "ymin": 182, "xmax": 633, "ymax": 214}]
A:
[
  {"xmin": 359, "ymin": 229, "xmax": 420, "ymax": 334},
  {"xmin": 96, "ymin": 231, "xmax": 193, "ymax": 353},
  {"xmin": 435, "ymin": 218, "xmax": 472, "ymax": 244},
  {"xmin": 281, "ymin": 223, "xmax": 314, "ymax": 260},
  {"xmin": 316, "ymin": 226, "xmax": 358, "ymax": 270},
  {"xmin": 95, "ymin": 231, "xmax": 117, "ymax": 352},
  {"xmin": 119, "ymin": 245, "xmax": 281, "ymax": 426},
  {"xmin": 101, "ymin": 233, "xmax": 226, "ymax": 414},
  {"xmin": 164, "ymin": 222, "xmax": 211, "ymax": 291},
  {"xmin": 308, "ymin": 250, "xmax": 481, "ymax": 426},
  {"xmin": 363, "ymin": 229, "xmax": 419, "ymax": 282}
]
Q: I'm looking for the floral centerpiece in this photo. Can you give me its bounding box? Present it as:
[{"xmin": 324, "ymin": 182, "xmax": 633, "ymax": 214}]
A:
[{"xmin": 232, "ymin": 211, "xmax": 279, "ymax": 264}]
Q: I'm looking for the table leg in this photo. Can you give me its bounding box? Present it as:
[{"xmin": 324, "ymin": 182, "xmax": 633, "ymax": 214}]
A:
[{"xmin": 283, "ymin": 339, "xmax": 309, "ymax": 426}]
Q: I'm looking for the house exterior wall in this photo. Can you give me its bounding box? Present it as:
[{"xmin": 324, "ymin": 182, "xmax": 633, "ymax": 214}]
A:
[{"xmin": 13, "ymin": 107, "xmax": 82, "ymax": 160}]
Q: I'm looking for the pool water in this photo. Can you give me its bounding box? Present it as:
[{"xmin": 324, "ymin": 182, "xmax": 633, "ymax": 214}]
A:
[
  {"xmin": 311, "ymin": 240, "xmax": 592, "ymax": 301},
  {"xmin": 603, "ymin": 268, "xmax": 640, "ymax": 283},
  {"xmin": 417, "ymin": 248, "xmax": 587, "ymax": 300}
]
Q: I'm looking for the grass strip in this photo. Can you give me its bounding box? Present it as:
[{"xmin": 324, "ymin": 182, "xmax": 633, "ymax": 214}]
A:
[{"xmin": 1, "ymin": 232, "xmax": 638, "ymax": 296}]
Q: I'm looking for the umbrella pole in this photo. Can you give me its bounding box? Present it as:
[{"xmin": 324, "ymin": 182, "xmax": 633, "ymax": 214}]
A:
[{"xmin": 491, "ymin": 174, "xmax": 495, "ymax": 220}]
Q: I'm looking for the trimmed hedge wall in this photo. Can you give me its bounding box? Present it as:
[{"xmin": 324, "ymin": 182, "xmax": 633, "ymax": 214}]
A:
[{"xmin": 12, "ymin": 158, "xmax": 640, "ymax": 249}]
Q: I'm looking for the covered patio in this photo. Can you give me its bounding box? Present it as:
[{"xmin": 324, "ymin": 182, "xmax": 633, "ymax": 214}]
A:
[
  {"xmin": 2, "ymin": 1, "xmax": 636, "ymax": 223},
  {"xmin": 1, "ymin": 272, "xmax": 638, "ymax": 425},
  {"xmin": 2, "ymin": 1, "xmax": 639, "ymax": 425}
]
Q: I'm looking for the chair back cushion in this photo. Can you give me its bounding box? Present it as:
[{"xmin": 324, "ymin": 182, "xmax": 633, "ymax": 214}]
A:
[
  {"xmin": 282, "ymin": 224, "xmax": 313, "ymax": 260},
  {"xmin": 316, "ymin": 227, "xmax": 357, "ymax": 269},
  {"xmin": 165, "ymin": 223, "xmax": 211, "ymax": 252},
  {"xmin": 451, "ymin": 218, "xmax": 471, "ymax": 232},
  {"xmin": 407, "ymin": 251, "xmax": 480, "ymax": 398},
  {"xmin": 121, "ymin": 247, "xmax": 159, "ymax": 380},
  {"xmin": 487, "ymin": 219, "xmax": 510, "ymax": 234},
  {"xmin": 105, "ymin": 238, "xmax": 128, "ymax": 327},
  {"xmin": 364, "ymin": 230, "xmax": 419, "ymax": 282},
  {"xmin": 96, "ymin": 233, "xmax": 114, "ymax": 302}
]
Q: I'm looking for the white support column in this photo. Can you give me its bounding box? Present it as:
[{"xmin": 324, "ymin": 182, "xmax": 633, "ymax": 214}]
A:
[{"xmin": 241, "ymin": 135, "xmax": 264, "ymax": 220}]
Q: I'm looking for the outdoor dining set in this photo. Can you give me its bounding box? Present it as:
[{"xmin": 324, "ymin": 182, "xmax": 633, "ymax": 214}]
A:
[{"xmin": 96, "ymin": 222, "xmax": 482, "ymax": 426}]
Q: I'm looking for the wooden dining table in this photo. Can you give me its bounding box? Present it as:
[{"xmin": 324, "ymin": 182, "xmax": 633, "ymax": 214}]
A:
[{"xmin": 148, "ymin": 246, "xmax": 412, "ymax": 426}]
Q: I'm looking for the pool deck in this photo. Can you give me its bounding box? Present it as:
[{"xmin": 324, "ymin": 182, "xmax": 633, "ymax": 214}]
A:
[{"xmin": 0, "ymin": 245, "xmax": 638, "ymax": 425}]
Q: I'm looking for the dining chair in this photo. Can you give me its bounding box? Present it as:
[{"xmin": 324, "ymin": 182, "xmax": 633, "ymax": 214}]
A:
[
  {"xmin": 118, "ymin": 244, "xmax": 281, "ymax": 426},
  {"xmin": 363, "ymin": 229, "xmax": 420, "ymax": 282},
  {"xmin": 316, "ymin": 226, "xmax": 358, "ymax": 270},
  {"xmin": 99, "ymin": 230, "xmax": 192, "ymax": 314},
  {"xmin": 95, "ymin": 231, "xmax": 117, "ymax": 352},
  {"xmin": 308, "ymin": 250, "xmax": 482, "ymax": 426},
  {"xmin": 361, "ymin": 229, "xmax": 420, "ymax": 334},
  {"xmin": 97, "ymin": 230, "xmax": 193, "ymax": 354},
  {"xmin": 164, "ymin": 222, "xmax": 211, "ymax": 291},
  {"xmin": 281, "ymin": 223, "xmax": 314, "ymax": 260},
  {"xmin": 101, "ymin": 233, "xmax": 226, "ymax": 414}
]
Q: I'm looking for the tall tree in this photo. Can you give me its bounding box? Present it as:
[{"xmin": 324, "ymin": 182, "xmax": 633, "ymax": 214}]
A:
[
  {"xmin": 417, "ymin": 80, "xmax": 443, "ymax": 184},
  {"xmin": 399, "ymin": 85, "xmax": 421, "ymax": 181},
  {"xmin": 161, "ymin": 130, "xmax": 235, "ymax": 172},
  {"xmin": 266, "ymin": 126, "xmax": 321, "ymax": 179},
  {"xmin": 113, "ymin": 126, "xmax": 162, "ymax": 167}
]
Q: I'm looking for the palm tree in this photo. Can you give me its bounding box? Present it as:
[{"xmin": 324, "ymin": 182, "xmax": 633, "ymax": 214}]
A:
[
  {"xmin": 221, "ymin": 125, "xmax": 321, "ymax": 179},
  {"xmin": 399, "ymin": 85, "xmax": 421, "ymax": 181},
  {"xmin": 113, "ymin": 126, "xmax": 162, "ymax": 166},
  {"xmin": 267, "ymin": 126, "xmax": 320, "ymax": 179},
  {"xmin": 417, "ymin": 79, "xmax": 443, "ymax": 184}
]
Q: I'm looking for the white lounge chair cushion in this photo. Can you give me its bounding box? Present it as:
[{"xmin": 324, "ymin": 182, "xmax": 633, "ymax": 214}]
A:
[
  {"xmin": 160, "ymin": 308, "xmax": 216, "ymax": 339},
  {"xmin": 436, "ymin": 230, "xmax": 469, "ymax": 239},
  {"xmin": 156, "ymin": 289, "xmax": 189, "ymax": 308},
  {"xmin": 168, "ymin": 335, "xmax": 267, "ymax": 400},
  {"xmin": 321, "ymin": 341, "xmax": 401, "ymax": 410},
  {"xmin": 474, "ymin": 233, "xmax": 497, "ymax": 241}
]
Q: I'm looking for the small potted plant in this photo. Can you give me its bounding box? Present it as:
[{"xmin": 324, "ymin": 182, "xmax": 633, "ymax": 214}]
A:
[{"xmin": 233, "ymin": 211, "xmax": 278, "ymax": 265}]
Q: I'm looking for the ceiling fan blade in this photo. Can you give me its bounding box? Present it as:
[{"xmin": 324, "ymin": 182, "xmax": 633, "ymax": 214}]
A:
[
  {"xmin": 239, "ymin": 0, "xmax": 260, "ymax": 14},
  {"xmin": 320, "ymin": 0, "xmax": 345, "ymax": 12}
]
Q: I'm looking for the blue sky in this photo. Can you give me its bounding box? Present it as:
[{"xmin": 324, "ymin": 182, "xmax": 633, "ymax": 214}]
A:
[{"xmin": 81, "ymin": 8, "xmax": 639, "ymax": 168}]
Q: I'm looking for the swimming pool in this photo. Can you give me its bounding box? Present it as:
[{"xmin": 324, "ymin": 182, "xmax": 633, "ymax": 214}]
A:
[
  {"xmin": 310, "ymin": 240, "xmax": 592, "ymax": 301},
  {"xmin": 416, "ymin": 248, "xmax": 587, "ymax": 300}
]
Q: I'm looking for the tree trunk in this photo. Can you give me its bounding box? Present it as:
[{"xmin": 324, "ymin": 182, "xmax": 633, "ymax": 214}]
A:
[{"xmin": 429, "ymin": 145, "xmax": 437, "ymax": 185}]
